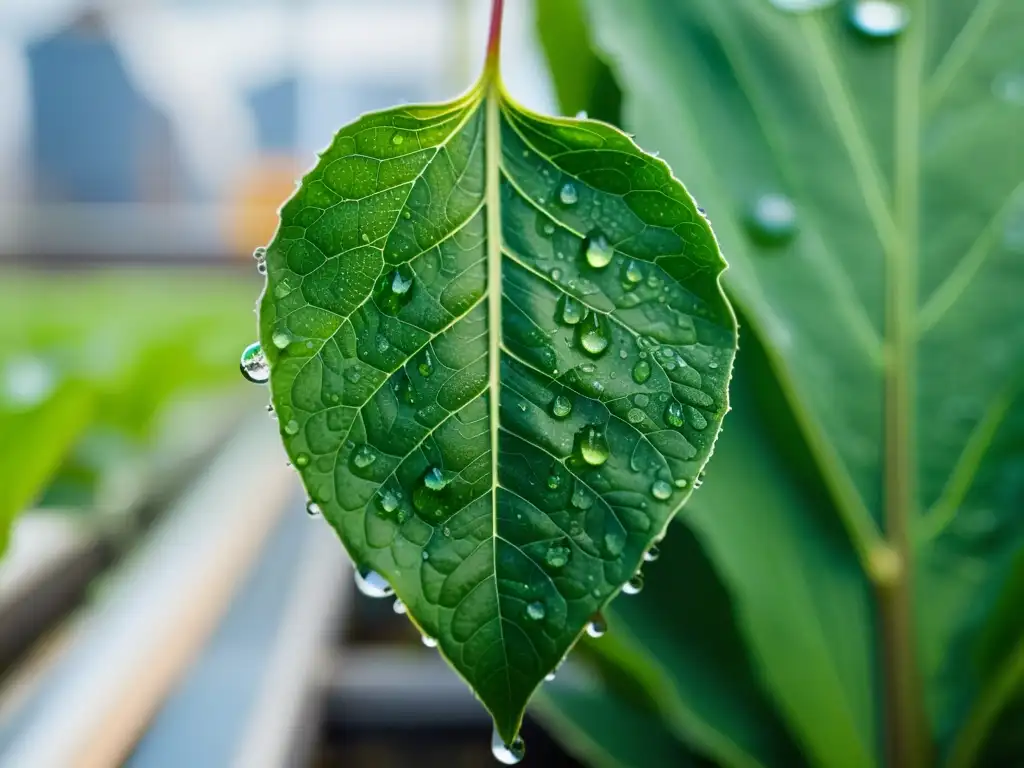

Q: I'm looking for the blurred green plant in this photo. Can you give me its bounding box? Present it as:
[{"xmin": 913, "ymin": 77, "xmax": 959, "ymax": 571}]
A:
[
  {"xmin": 0, "ymin": 271, "xmax": 259, "ymax": 553},
  {"xmin": 534, "ymin": 1, "xmax": 1024, "ymax": 767},
  {"xmin": 254, "ymin": 0, "xmax": 736, "ymax": 752}
]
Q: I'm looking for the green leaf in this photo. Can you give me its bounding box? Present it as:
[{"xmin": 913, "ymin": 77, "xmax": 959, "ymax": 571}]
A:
[
  {"xmin": 0, "ymin": 384, "xmax": 94, "ymax": 554},
  {"xmin": 257, "ymin": 58, "xmax": 737, "ymax": 740},
  {"xmin": 572, "ymin": 0, "xmax": 1024, "ymax": 762}
]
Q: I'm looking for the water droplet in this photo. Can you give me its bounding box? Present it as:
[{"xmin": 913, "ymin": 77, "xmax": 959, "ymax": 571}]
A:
[
  {"xmin": 376, "ymin": 335, "xmax": 391, "ymax": 354},
  {"xmin": 545, "ymin": 545, "xmax": 570, "ymax": 569},
  {"xmin": 576, "ymin": 312, "xmax": 610, "ymax": 356},
  {"xmin": 424, "ymin": 466, "xmax": 454, "ymax": 491},
  {"xmin": 351, "ymin": 444, "xmax": 378, "ymax": 469},
  {"xmin": 376, "ymin": 265, "xmax": 415, "ymax": 315},
  {"xmin": 402, "ymin": 210, "xmax": 412, "ymax": 220},
  {"xmin": 239, "ymin": 342, "xmax": 269, "ymax": 384},
  {"xmin": 578, "ymin": 426, "xmax": 610, "ymax": 466},
  {"xmin": 306, "ymin": 500, "xmax": 321, "ymax": 516},
  {"xmin": 557, "ymin": 294, "xmax": 586, "ymax": 325},
  {"xmin": 525, "ymin": 601, "xmax": 546, "ymax": 621},
  {"xmin": 272, "ymin": 329, "xmax": 293, "ymax": 349},
  {"xmin": 623, "ymin": 572, "xmax": 645, "ymax": 595},
  {"xmin": 586, "ymin": 614, "xmax": 607, "ymax": 638},
  {"xmin": 252, "ymin": 246, "xmax": 267, "ymax": 261},
  {"xmin": 354, "ymin": 568, "xmax": 394, "ymax": 598},
  {"xmin": 651, "ymin": 480, "xmax": 673, "ymax": 500},
  {"xmin": 361, "ymin": 233, "xmax": 370, "ymax": 244},
  {"xmin": 545, "ymin": 671, "xmax": 557, "ymax": 682},
  {"xmin": 550, "ymin": 268, "xmax": 562, "ymax": 281},
  {"xmin": 421, "ymin": 635, "xmax": 438, "ymax": 648},
  {"xmin": 546, "ymin": 467, "xmax": 562, "ymax": 490},
  {"xmin": 551, "ymin": 394, "xmax": 573, "ymax": 419},
  {"xmin": 632, "ymin": 359, "xmax": 651, "ymax": 384},
  {"xmin": 284, "ymin": 420, "xmax": 300, "ymax": 436},
  {"xmin": 294, "ymin": 452, "xmax": 310, "ymax": 467},
  {"xmin": 574, "ymin": 110, "xmax": 588, "ymax": 119},
  {"xmin": 674, "ymin": 478, "xmax": 688, "ymax": 488},
  {"xmin": 492, "ymin": 727, "xmax": 526, "ymax": 765},
  {"xmin": 633, "ymin": 393, "xmax": 650, "ymax": 408},
  {"xmin": 417, "ymin": 349, "xmax": 434, "ymax": 377},
  {"xmin": 848, "ymin": 0, "xmax": 909, "ymax": 38},
  {"xmin": 665, "ymin": 401, "xmax": 684, "ymax": 427},
  {"xmin": 559, "ymin": 182, "xmax": 578, "ymax": 206},
  {"xmin": 993, "ymin": 71, "xmax": 1024, "ymax": 106},
  {"xmin": 256, "ymin": 261, "xmax": 267, "ymax": 275},
  {"xmin": 627, "ymin": 408, "xmax": 645, "ymax": 424},
  {"xmin": 378, "ymin": 489, "xmax": 400, "ymax": 514},
  {"xmin": 392, "ymin": 133, "xmax": 404, "ymax": 145},
  {"xmin": 689, "ymin": 407, "xmax": 709, "ymax": 431},
  {"xmin": 393, "ymin": 598, "xmax": 407, "ymax": 614},
  {"xmin": 622, "ymin": 259, "xmax": 644, "ymax": 286},
  {"xmin": 582, "ymin": 232, "xmax": 614, "ymax": 269},
  {"xmin": 644, "ymin": 545, "xmax": 661, "ymax": 562},
  {"xmin": 747, "ymin": 193, "xmax": 798, "ymax": 246}
]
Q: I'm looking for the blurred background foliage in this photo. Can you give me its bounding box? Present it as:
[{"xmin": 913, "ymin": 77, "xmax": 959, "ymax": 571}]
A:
[{"xmin": 533, "ymin": 1, "xmax": 1024, "ymax": 768}]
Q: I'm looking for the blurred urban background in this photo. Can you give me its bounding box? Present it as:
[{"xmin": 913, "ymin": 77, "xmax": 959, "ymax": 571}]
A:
[{"xmin": 0, "ymin": 2, "xmax": 568, "ymax": 766}]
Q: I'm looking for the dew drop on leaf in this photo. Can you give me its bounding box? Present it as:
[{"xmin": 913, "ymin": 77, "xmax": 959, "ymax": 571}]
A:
[
  {"xmin": 294, "ymin": 452, "xmax": 309, "ymax": 467},
  {"xmin": 271, "ymin": 329, "xmax": 292, "ymax": 349},
  {"xmin": 559, "ymin": 182, "xmax": 578, "ymax": 206},
  {"xmin": 546, "ymin": 467, "xmax": 562, "ymax": 490},
  {"xmin": 747, "ymin": 193, "xmax": 798, "ymax": 246},
  {"xmin": 665, "ymin": 400, "xmax": 684, "ymax": 427},
  {"xmin": 651, "ymin": 480, "xmax": 673, "ymax": 500},
  {"xmin": 622, "ymin": 259, "xmax": 644, "ymax": 285},
  {"xmin": 392, "ymin": 133, "xmax": 404, "ymax": 145},
  {"xmin": 375, "ymin": 265, "xmax": 415, "ymax": 315},
  {"xmin": 424, "ymin": 466, "xmax": 453, "ymax": 491},
  {"xmin": 393, "ymin": 598, "xmax": 407, "ymax": 614},
  {"xmin": 578, "ymin": 426, "xmax": 610, "ymax": 466},
  {"xmin": 623, "ymin": 572, "xmax": 645, "ymax": 595},
  {"xmin": 575, "ymin": 311, "xmax": 610, "ymax": 356},
  {"xmin": 551, "ymin": 394, "xmax": 573, "ymax": 419},
  {"xmin": 557, "ymin": 294, "xmax": 586, "ymax": 325},
  {"xmin": 545, "ymin": 545, "xmax": 570, "ymax": 569},
  {"xmin": 848, "ymin": 0, "xmax": 909, "ymax": 38},
  {"xmin": 525, "ymin": 601, "xmax": 546, "ymax": 621},
  {"xmin": 354, "ymin": 568, "xmax": 394, "ymax": 599},
  {"xmin": 644, "ymin": 545, "xmax": 661, "ymax": 563},
  {"xmin": 422, "ymin": 635, "xmax": 438, "ymax": 648},
  {"xmin": 239, "ymin": 342, "xmax": 269, "ymax": 384},
  {"xmin": 351, "ymin": 444, "xmax": 378, "ymax": 469},
  {"xmin": 627, "ymin": 408, "xmax": 645, "ymax": 424},
  {"xmin": 689, "ymin": 406, "xmax": 709, "ymax": 431},
  {"xmin": 378, "ymin": 488, "xmax": 400, "ymax": 514},
  {"xmin": 492, "ymin": 727, "xmax": 527, "ymax": 765},
  {"xmin": 305, "ymin": 500, "xmax": 321, "ymax": 517},
  {"xmin": 284, "ymin": 419, "xmax": 300, "ymax": 436},
  {"xmin": 586, "ymin": 614, "xmax": 608, "ymax": 638},
  {"xmin": 582, "ymin": 231, "xmax": 614, "ymax": 269},
  {"xmin": 632, "ymin": 359, "xmax": 651, "ymax": 384},
  {"xmin": 417, "ymin": 349, "xmax": 434, "ymax": 378}
]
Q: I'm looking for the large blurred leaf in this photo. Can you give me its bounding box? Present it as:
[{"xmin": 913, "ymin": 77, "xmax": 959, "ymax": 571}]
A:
[
  {"xmin": 257, "ymin": 60, "xmax": 737, "ymax": 740},
  {"xmin": 0, "ymin": 383, "xmax": 93, "ymax": 553},
  {"xmin": 559, "ymin": 0, "xmax": 1024, "ymax": 763}
]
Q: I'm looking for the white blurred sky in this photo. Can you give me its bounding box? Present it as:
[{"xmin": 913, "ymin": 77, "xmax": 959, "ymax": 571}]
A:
[{"xmin": 0, "ymin": 0, "xmax": 556, "ymax": 201}]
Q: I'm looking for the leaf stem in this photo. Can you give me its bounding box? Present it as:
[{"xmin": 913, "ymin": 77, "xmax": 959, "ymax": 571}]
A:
[{"xmin": 484, "ymin": 0, "xmax": 505, "ymax": 77}]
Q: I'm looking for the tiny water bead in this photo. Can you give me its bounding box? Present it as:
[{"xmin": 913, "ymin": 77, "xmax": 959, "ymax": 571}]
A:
[
  {"xmin": 578, "ymin": 426, "xmax": 610, "ymax": 466},
  {"xmin": 747, "ymin": 193, "xmax": 798, "ymax": 246},
  {"xmin": 546, "ymin": 468, "xmax": 562, "ymax": 490},
  {"xmin": 665, "ymin": 400, "xmax": 684, "ymax": 427},
  {"xmin": 651, "ymin": 480, "xmax": 673, "ymax": 500},
  {"xmin": 393, "ymin": 598, "xmax": 407, "ymax": 614},
  {"xmin": 239, "ymin": 342, "xmax": 269, "ymax": 384},
  {"xmin": 417, "ymin": 350, "xmax": 435, "ymax": 377},
  {"xmin": 354, "ymin": 568, "xmax": 394, "ymax": 599},
  {"xmin": 392, "ymin": 133, "xmax": 404, "ymax": 145},
  {"xmin": 623, "ymin": 259, "xmax": 644, "ymax": 285},
  {"xmin": 551, "ymin": 394, "xmax": 573, "ymax": 419},
  {"xmin": 294, "ymin": 452, "xmax": 310, "ymax": 468},
  {"xmin": 421, "ymin": 635, "xmax": 438, "ymax": 648},
  {"xmin": 271, "ymin": 330, "xmax": 292, "ymax": 349},
  {"xmin": 632, "ymin": 359, "xmax": 651, "ymax": 384},
  {"xmin": 376, "ymin": 265, "xmax": 415, "ymax": 315},
  {"xmin": 424, "ymin": 466, "xmax": 454, "ymax": 491},
  {"xmin": 256, "ymin": 261, "xmax": 267, "ymax": 276},
  {"xmin": 284, "ymin": 419, "xmax": 300, "ymax": 436},
  {"xmin": 644, "ymin": 545, "xmax": 661, "ymax": 563},
  {"xmin": 252, "ymin": 246, "xmax": 266, "ymax": 261},
  {"xmin": 575, "ymin": 311, "xmax": 610, "ymax": 356},
  {"xmin": 582, "ymin": 232, "xmax": 614, "ymax": 269},
  {"xmin": 848, "ymin": 0, "xmax": 909, "ymax": 38},
  {"xmin": 545, "ymin": 545, "xmax": 570, "ymax": 569},
  {"xmin": 574, "ymin": 110, "xmax": 588, "ymax": 119},
  {"xmin": 627, "ymin": 408, "xmax": 645, "ymax": 425},
  {"xmin": 557, "ymin": 294, "xmax": 586, "ymax": 325},
  {"xmin": 559, "ymin": 182, "xmax": 578, "ymax": 206},
  {"xmin": 378, "ymin": 489, "xmax": 400, "ymax": 514},
  {"xmin": 623, "ymin": 572, "xmax": 645, "ymax": 595},
  {"xmin": 305, "ymin": 500, "xmax": 322, "ymax": 517},
  {"xmin": 525, "ymin": 601, "xmax": 546, "ymax": 621},
  {"xmin": 586, "ymin": 614, "xmax": 608, "ymax": 638},
  {"xmin": 491, "ymin": 728, "xmax": 527, "ymax": 765}
]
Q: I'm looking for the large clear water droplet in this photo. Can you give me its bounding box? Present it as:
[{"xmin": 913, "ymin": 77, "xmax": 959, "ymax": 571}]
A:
[
  {"xmin": 559, "ymin": 182, "xmax": 579, "ymax": 206},
  {"xmin": 551, "ymin": 394, "xmax": 573, "ymax": 419},
  {"xmin": 747, "ymin": 193, "xmax": 798, "ymax": 246},
  {"xmin": 424, "ymin": 466, "xmax": 455, "ymax": 491},
  {"xmin": 378, "ymin": 489, "xmax": 401, "ymax": 514},
  {"xmin": 351, "ymin": 444, "xmax": 378, "ymax": 470},
  {"xmin": 644, "ymin": 545, "xmax": 661, "ymax": 562},
  {"xmin": 632, "ymin": 359, "xmax": 651, "ymax": 384},
  {"xmin": 354, "ymin": 568, "xmax": 394, "ymax": 598},
  {"xmin": 557, "ymin": 294, "xmax": 586, "ymax": 325},
  {"xmin": 239, "ymin": 342, "xmax": 269, "ymax": 384},
  {"xmin": 575, "ymin": 110, "xmax": 588, "ymax": 120},
  {"xmin": 545, "ymin": 545, "xmax": 570, "ymax": 569},
  {"xmin": 525, "ymin": 601, "xmax": 546, "ymax": 621},
  {"xmin": 576, "ymin": 312, "xmax": 610, "ymax": 356},
  {"xmin": 578, "ymin": 426, "xmax": 610, "ymax": 466},
  {"xmin": 586, "ymin": 614, "xmax": 608, "ymax": 638},
  {"xmin": 848, "ymin": 1, "xmax": 909, "ymax": 38},
  {"xmin": 622, "ymin": 259, "xmax": 644, "ymax": 286},
  {"xmin": 393, "ymin": 598, "xmax": 407, "ymax": 614},
  {"xmin": 417, "ymin": 349, "xmax": 434, "ymax": 378},
  {"xmin": 665, "ymin": 401, "xmax": 685, "ymax": 427},
  {"xmin": 375, "ymin": 265, "xmax": 415, "ymax": 315},
  {"xmin": 651, "ymin": 480, "xmax": 673, "ymax": 500},
  {"xmin": 305, "ymin": 500, "xmax": 321, "ymax": 517},
  {"xmin": 623, "ymin": 572, "xmax": 645, "ymax": 595},
  {"xmin": 582, "ymin": 232, "xmax": 614, "ymax": 269},
  {"xmin": 492, "ymin": 727, "xmax": 526, "ymax": 765},
  {"xmin": 421, "ymin": 634, "xmax": 438, "ymax": 648}
]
